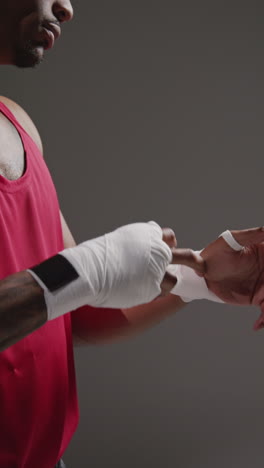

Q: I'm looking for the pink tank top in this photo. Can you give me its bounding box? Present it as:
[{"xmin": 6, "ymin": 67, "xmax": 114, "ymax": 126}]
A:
[{"xmin": 0, "ymin": 102, "xmax": 79, "ymax": 467}]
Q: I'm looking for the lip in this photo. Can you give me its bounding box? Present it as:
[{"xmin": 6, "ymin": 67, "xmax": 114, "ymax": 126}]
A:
[
  {"xmin": 42, "ymin": 28, "xmax": 54, "ymax": 50},
  {"xmin": 42, "ymin": 23, "xmax": 61, "ymax": 50}
]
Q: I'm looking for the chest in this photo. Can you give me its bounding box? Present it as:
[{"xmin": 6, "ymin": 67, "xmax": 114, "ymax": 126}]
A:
[{"xmin": 0, "ymin": 113, "xmax": 25, "ymax": 180}]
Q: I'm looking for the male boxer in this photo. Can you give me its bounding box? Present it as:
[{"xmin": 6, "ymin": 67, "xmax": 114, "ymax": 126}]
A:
[{"xmin": 0, "ymin": 2, "xmax": 263, "ymax": 468}]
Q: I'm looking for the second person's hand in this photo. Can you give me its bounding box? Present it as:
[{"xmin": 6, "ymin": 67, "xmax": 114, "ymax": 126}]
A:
[{"xmin": 200, "ymin": 227, "xmax": 264, "ymax": 330}]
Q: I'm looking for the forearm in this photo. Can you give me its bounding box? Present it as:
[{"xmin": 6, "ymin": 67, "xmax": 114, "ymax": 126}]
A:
[
  {"xmin": 72, "ymin": 294, "xmax": 186, "ymax": 345},
  {"xmin": 121, "ymin": 294, "xmax": 186, "ymax": 337},
  {"xmin": 0, "ymin": 271, "xmax": 47, "ymax": 351}
]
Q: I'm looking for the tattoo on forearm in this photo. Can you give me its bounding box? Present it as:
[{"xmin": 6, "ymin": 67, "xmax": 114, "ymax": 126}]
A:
[{"xmin": 0, "ymin": 271, "xmax": 47, "ymax": 352}]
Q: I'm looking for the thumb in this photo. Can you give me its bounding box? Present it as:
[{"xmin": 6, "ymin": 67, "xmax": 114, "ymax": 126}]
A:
[{"xmin": 171, "ymin": 248, "xmax": 205, "ymax": 274}]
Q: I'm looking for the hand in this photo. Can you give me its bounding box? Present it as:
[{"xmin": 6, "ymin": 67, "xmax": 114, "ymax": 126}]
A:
[
  {"xmin": 160, "ymin": 228, "xmax": 205, "ymax": 296},
  {"xmin": 199, "ymin": 227, "xmax": 264, "ymax": 330}
]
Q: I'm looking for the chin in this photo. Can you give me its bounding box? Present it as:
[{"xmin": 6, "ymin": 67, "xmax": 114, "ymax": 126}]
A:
[{"xmin": 14, "ymin": 43, "xmax": 44, "ymax": 68}]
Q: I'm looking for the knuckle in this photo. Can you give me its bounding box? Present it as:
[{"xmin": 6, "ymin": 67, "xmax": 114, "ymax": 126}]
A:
[
  {"xmin": 186, "ymin": 248, "xmax": 194, "ymax": 259},
  {"xmin": 190, "ymin": 250, "xmax": 198, "ymax": 261}
]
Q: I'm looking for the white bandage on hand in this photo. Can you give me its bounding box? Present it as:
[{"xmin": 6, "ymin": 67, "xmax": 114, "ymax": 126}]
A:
[
  {"xmin": 167, "ymin": 252, "xmax": 224, "ymax": 303},
  {"xmin": 168, "ymin": 230, "xmax": 243, "ymax": 303},
  {"xmin": 28, "ymin": 221, "xmax": 172, "ymax": 320},
  {"xmin": 219, "ymin": 230, "xmax": 244, "ymax": 251}
]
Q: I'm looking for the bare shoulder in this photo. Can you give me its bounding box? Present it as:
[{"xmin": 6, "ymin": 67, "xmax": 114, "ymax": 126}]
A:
[{"xmin": 0, "ymin": 95, "xmax": 43, "ymax": 155}]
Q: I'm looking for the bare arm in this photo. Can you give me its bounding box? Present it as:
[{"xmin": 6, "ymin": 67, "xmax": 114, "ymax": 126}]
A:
[
  {"xmin": 70, "ymin": 293, "xmax": 186, "ymax": 346},
  {"xmin": 119, "ymin": 295, "xmax": 185, "ymax": 340},
  {"xmin": 0, "ymin": 271, "xmax": 47, "ymax": 351}
]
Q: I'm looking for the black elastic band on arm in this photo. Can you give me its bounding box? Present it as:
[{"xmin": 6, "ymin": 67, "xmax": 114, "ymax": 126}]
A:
[{"xmin": 30, "ymin": 254, "xmax": 79, "ymax": 292}]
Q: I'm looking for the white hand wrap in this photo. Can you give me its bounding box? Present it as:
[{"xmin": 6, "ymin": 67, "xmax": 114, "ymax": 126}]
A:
[
  {"xmin": 167, "ymin": 230, "xmax": 243, "ymax": 303},
  {"xmin": 167, "ymin": 252, "xmax": 224, "ymax": 303},
  {"xmin": 219, "ymin": 230, "xmax": 244, "ymax": 251},
  {"xmin": 28, "ymin": 221, "xmax": 172, "ymax": 320}
]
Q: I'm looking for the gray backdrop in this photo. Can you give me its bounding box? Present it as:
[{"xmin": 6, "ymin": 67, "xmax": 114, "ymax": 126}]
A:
[{"xmin": 1, "ymin": 2, "xmax": 264, "ymax": 467}]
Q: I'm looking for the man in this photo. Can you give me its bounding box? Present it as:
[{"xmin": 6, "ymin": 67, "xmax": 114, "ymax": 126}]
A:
[{"xmin": 0, "ymin": 1, "xmax": 264, "ymax": 467}]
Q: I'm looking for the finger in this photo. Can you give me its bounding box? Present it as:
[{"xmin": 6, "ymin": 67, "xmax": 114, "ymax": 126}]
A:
[
  {"xmin": 160, "ymin": 271, "xmax": 177, "ymax": 296},
  {"xmin": 171, "ymin": 248, "xmax": 205, "ymax": 274},
  {"xmin": 162, "ymin": 228, "xmax": 177, "ymax": 248},
  {"xmin": 231, "ymin": 227, "xmax": 264, "ymax": 248},
  {"xmin": 253, "ymin": 304, "xmax": 264, "ymax": 331},
  {"xmin": 253, "ymin": 315, "xmax": 264, "ymax": 331}
]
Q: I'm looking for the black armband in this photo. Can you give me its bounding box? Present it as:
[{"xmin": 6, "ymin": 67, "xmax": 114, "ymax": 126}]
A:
[{"xmin": 30, "ymin": 254, "xmax": 79, "ymax": 292}]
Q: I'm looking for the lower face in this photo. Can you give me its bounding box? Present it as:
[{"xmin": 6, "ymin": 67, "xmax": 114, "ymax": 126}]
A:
[
  {"xmin": 14, "ymin": 12, "xmax": 47, "ymax": 68},
  {"xmin": 15, "ymin": 42, "xmax": 44, "ymax": 68}
]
